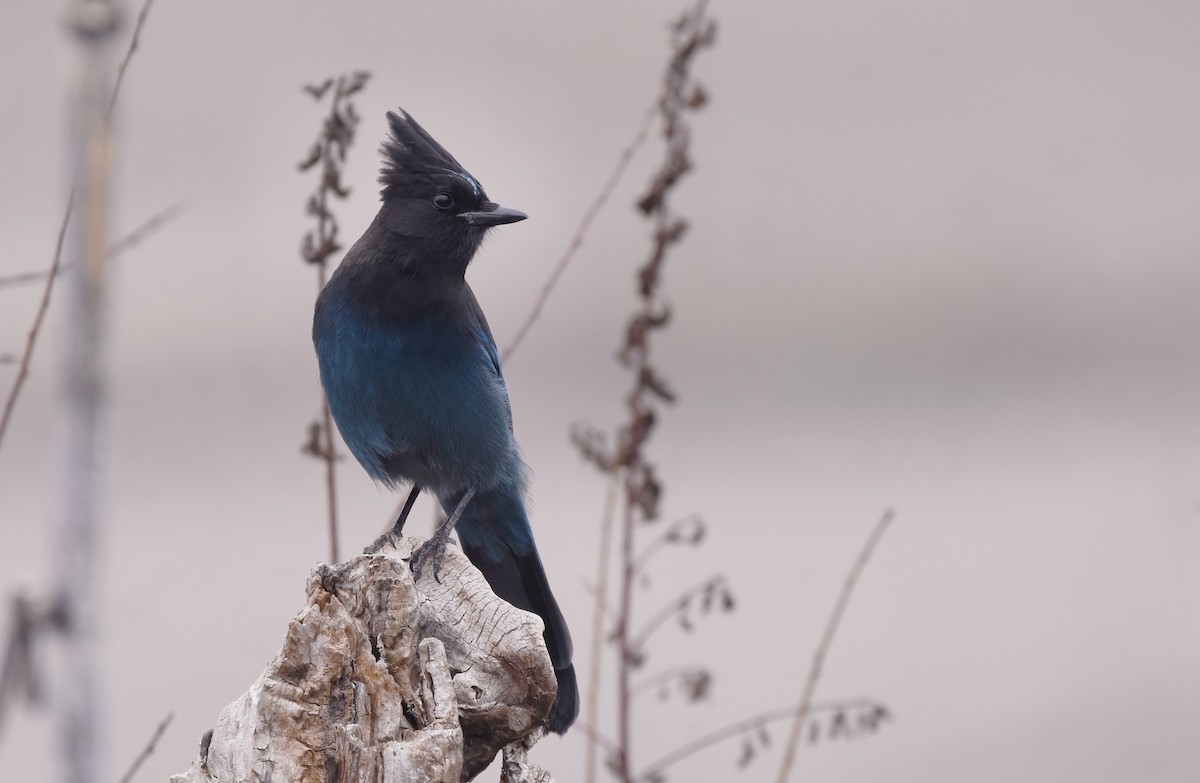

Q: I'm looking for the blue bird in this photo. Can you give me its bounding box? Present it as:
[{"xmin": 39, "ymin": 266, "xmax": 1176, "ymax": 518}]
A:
[{"xmin": 313, "ymin": 109, "xmax": 578, "ymax": 734}]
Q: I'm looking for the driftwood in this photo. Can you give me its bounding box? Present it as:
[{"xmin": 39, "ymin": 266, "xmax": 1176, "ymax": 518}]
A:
[{"xmin": 170, "ymin": 536, "xmax": 559, "ymax": 783}]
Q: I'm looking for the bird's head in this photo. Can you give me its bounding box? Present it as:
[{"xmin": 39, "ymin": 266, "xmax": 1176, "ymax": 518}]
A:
[{"xmin": 375, "ymin": 109, "xmax": 526, "ymax": 274}]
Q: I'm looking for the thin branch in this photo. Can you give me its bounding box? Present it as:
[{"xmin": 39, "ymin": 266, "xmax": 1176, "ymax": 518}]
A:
[
  {"xmin": 639, "ymin": 699, "xmax": 887, "ymax": 781},
  {"xmin": 320, "ymin": 390, "xmax": 339, "ymax": 562},
  {"xmin": 576, "ymin": 720, "xmax": 621, "ymax": 761},
  {"xmin": 615, "ymin": 470, "xmax": 637, "ymax": 780},
  {"xmin": 0, "ymin": 270, "xmax": 52, "ymax": 291},
  {"xmin": 775, "ymin": 510, "xmax": 895, "ymax": 783},
  {"xmin": 0, "ymin": 194, "xmax": 74, "ymax": 449},
  {"xmin": 0, "ymin": 0, "xmax": 158, "ymax": 456},
  {"xmin": 631, "ymin": 513, "xmax": 704, "ymax": 576},
  {"xmin": 116, "ymin": 711, "xmax": 173, "ymax": 783},
  {"xmin": 500, "ymin": 101, "xmax": 658, "ymax": 363},
  {"xmin": 108, "ymin": 0, "xmax": 156, "ymax": 119},
  {"xmin": 629, "ymin": 664, "xmax": 707, "ymax": 699},
  {"xmin": 628, "ymin": 573, "xmax": 730, "ymax": 653},
  {"xmin": 0, "ymin": 200, "xmax": 185, "ymax": 291},
  {"xmin": 584, "ymin": 464, "xmax": 622, "ymax": 783},
  {"xmin": 106, "ymin": 200, "xmax": 186, "ymax": 258},
  {"xmin": 578, "ymin": 580, "xmax": 620, "ymax": 627}
]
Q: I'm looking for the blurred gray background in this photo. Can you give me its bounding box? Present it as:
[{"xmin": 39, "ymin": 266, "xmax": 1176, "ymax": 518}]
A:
[{"xmin": 2, "ymin": 0, "xmax": 1199, "ymax": 780}]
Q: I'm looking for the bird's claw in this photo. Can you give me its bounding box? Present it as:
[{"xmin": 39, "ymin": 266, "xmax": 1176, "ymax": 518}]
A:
[
  {"xmin": 364, "ymin": 529, "xmax": 398, "ymax": 555},
  {"xmin": 411, "ymin": 532, "xmax": 450, "ymax": 583}
]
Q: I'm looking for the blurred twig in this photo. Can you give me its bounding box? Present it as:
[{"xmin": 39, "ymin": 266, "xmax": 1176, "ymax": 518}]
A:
[
  {"xmin": 501, "ymin": 101, "xmax": 659, "ymax": 363},
  {"xmin": 628, "ymin": 574, "xmax": 734, "ymax": 655},
  {"xmin": 298, "ymin": 70, "xmax": 370, "ymax": 564},
  {"xmin": 0, "ymin": 270, "xmax": 54, "ymax": 291},
  {"xmin": 0, "ymin": 201, "xmax": 185, "ymax": 292},
  {"xmin": 0, "ymin": 594, "xmax": 64, "ymax": 741},
  {"xmin": 0, "ymin": 198, "xmax": 73, "ymax": 449},
  {"xmin": 584, "ymin": 464, "xmax": 621, "ymax": 783},
  {"xmin": 640, "ymin": 699, "xmax": 891, "ymax": 781},
  {"xmin": 631, "ymin": 512, "xmax": 704, "ymax": 576},
  {"xmin": 629, "ymin": 665, "xmax": 709, "ymax": 701},
  {"xmin": 108, "ymin": 0, "xmax": 156, "ymax": 119},
  {"xmin": 775, "ymin": 511, "xmax": 895, "ymax": 783},
  {"xmin": 0, "ymin": 0, "xmax": 158, "ymax": 455},
  {"xmin": 107, "ymin": 201, "xmax": 186, "ymax": 258},
  {"xmin": 116, "ymin": 712, "xmax": 173, "ymax": 783},
  {"xmin": 577, "ymin": 720, "xmax": 621, "ymax": 761}
]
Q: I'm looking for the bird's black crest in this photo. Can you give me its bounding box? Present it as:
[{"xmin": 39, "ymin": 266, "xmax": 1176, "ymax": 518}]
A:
[{"xmin": 379, "ymin": 109, "xmax": 472, "ymax": 199}]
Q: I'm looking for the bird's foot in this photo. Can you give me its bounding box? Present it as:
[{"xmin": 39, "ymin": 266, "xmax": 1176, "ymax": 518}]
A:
[
  {"xmin": 364, "ymin": 485, "xmax": 424, "ymax": 555},
  {"xmin": 411, "ymin": 485, "xmax": 475, "ymax": 583},
  {"xmin": 363, "ymin": 529, "xmax": 397, "ymax": 555},
  {"xmin": 411, "ymin": 528, "xmax": 452, "ymax": 583}
]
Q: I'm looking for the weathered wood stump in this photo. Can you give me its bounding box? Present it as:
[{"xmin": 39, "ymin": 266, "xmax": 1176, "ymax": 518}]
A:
[{"xmin": 170, "ymin": 536, "xmax": 559, "ymax": 783}]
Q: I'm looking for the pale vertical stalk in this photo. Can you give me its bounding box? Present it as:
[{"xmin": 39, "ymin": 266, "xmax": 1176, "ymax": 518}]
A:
[
  {"xmin": 775, "ymin": 511, "xmax": 894, "ymax": 783},
  {"xmin": 55, "ymin": 2, "xmax": 120, "ymax": 782},
  {"xmin": 615, "ymin": 480, "xmax": 636, "ymax": 783},
  {"xmin": 583, "ymin": 465, "xmax": 622, "ymax": 783}
]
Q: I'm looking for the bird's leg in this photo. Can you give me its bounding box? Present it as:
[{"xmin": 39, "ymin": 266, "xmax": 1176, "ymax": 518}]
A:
[
  {"xmin": 392, "ymin": 484, "xmax": 422, "ymax": 535},
  {"xmin": 363, "ymin": 485, "xmax": 424, "ymax": 554},
  {"xmin": 411, "ymin": 486, "xmax": 476, "ymax": 583}
]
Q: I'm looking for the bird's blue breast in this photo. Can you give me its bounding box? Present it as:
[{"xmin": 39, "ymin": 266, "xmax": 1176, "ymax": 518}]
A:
[{"xmin": 313, "ymin": 274, "xmax": 517, "ymax": 495}]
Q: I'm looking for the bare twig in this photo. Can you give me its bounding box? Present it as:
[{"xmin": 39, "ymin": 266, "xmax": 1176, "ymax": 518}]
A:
[
  {"xmin": 615, "ymin": 471, "xmax": 637, "ymax": 780},
  {"xmin": 577, "ymin": 720, "xmax": 622, "ymax": 762},
  {"xmin": 116, "ymin": 712, "xmax": 174, "ymax": 783},
  {"xmin": 0, "ymin": 195, "xmax": 73, "ymax": 449},
  {"xmin": 500, "ymin": 102, "xmax": 658, "ymax": 363},
  {"xmin": 584, "ymin": 464, "xmax": 622, "ymax": 783},
  {"xmin": 578, "ymin": 581, "xmax": 620, "ymax": 627},
  {"xmin": 107, "ymin": 0, "xmax": 156, "ymax": 119},
  {"xmin": 629, "ymin": 665, "xmax": 709, "ymax": 700},
  {"xmin": 639, "ymin": 699, "xmax": 890, "ymax": 781},
  {"xmin": 775, "ymin": 510, "xmax": 895, "ymax": 783},
  {"xmin": 0, "ymin": 201, "xmax": 185, "ymax": 291},
  {"xmin": 106, "ymin": 201, "xmax": 186, "ymax": 258},
  {"xmin": 628, "ymin": 574, "xmax": 733, "ymax": 653},
  {"xmin": 631, "ymin": 513, "xmax": 704, "ymax": 576},
  {"xmin": 0, "ymin": 270, "xmax": 54, "ymax": 291},
  {"xmin": 0, "ymin": 0, "xmax": 159, "ymax": 456}
]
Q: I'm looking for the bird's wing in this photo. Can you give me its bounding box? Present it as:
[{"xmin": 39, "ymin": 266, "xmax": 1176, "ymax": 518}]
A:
[{"xmin": 463, "ymin": 287, "xmax": 513, "ymax": 433}]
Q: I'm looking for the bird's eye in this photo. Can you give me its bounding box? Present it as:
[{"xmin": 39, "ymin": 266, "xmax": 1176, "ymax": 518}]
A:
[{"xmin": 433, "ymin": 193, "xmax": 454, "ymax": 210}]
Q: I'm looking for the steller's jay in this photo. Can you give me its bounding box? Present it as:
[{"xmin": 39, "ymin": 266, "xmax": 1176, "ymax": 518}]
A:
[{"xmin": 312, "ymin": 109, "xmax": 578, "ymax": 734}]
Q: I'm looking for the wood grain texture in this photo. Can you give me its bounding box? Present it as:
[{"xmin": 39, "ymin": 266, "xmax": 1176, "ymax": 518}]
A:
[{"xmin": 171, "ymin": 536, "xmax": 558, "ymax": 783}]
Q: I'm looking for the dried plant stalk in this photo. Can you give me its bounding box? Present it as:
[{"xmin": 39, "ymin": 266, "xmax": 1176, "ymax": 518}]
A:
[{"xmin": 298, "ymin": 70, "xmax": 371, "ymax": 563}]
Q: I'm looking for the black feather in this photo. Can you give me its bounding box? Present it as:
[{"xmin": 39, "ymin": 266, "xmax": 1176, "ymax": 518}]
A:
[
  {"xmin": 459, "ymin": 533, "xmax": 580, "ymax": 734},
  {"xmin": 379, "ymin": 109, "xmax": 473, "ymax": 198}
]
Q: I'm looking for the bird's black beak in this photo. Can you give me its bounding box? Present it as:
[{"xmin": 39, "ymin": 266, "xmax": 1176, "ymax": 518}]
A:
[{"xmin": 459, "ymin": 201, "xmax": 528, "ymax": 227}]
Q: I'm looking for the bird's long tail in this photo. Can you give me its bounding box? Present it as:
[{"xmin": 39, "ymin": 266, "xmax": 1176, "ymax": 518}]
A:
[{"xmin": 447, "ymin": 486, "xmax": 579, "ymax": 734}]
